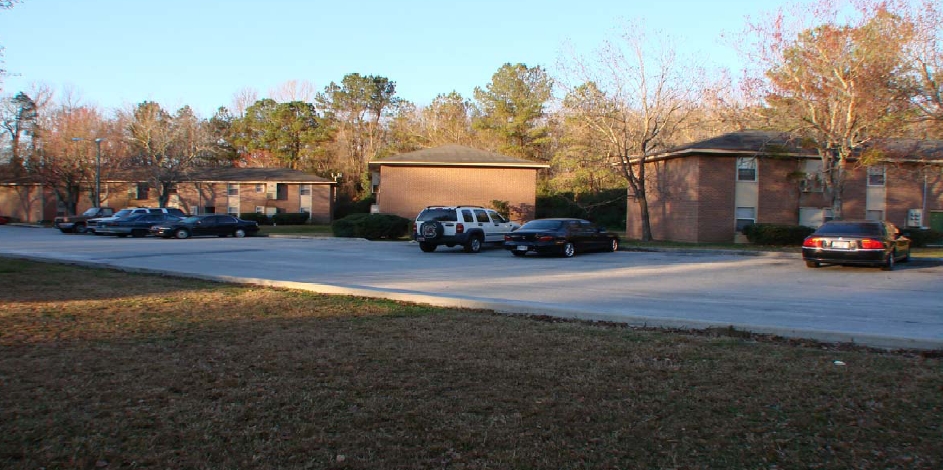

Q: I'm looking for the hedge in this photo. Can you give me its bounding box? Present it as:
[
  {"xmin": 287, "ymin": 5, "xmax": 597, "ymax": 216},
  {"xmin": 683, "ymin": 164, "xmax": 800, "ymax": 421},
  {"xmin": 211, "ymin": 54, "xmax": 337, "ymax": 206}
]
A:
[
  {"xmin": 332, "ymin": 213, "xmax": 410, "ymax": 240},
  {"xmin": 742, "ymin": 223, "xmax": 815, "ymax": 246},
  {"xmin": 903, "ymin": 228, "xmax": 943, "ymax": 248}
]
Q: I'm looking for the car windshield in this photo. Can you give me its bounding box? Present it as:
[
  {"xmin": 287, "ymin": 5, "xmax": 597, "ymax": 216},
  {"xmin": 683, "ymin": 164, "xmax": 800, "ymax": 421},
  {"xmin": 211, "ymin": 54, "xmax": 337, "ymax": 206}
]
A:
[
  {"xmin": 180, "ymin": 216, "xmax": 202, "ymax": 223},
  {"xmin": 81, "ymin": 208, "xmax": 101, "ymax": 216},
  {"xmin": 815, "ymin": 222, "xmax": 882, "ymax": 236},
  {"xmin": 520, "ymin": 220, "xmax": 564, "ymax": 230},
  {"xmin": 418, "ymin": 208, "xmax": 456, "ymax": 222},
  {"xmin": 113, "ymin": 210, "xmax": 133, "ymax": 218}
]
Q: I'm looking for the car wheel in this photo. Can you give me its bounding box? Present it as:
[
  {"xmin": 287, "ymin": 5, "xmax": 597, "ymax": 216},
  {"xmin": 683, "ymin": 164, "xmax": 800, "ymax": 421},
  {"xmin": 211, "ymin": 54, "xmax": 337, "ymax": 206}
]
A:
[
  {"xmin": 805, "ymin": 260, "xmax": 820, "ymax": 268},
  {"xmin": 174, "ymin": 228, "xmax": 190, "ymax": 239},
  {"xmin": 234, "ymin": 228, "xmax": 246, "ymax": 238},
  {"xmin": 131, "ymin": 229, "xmax": 147, "ymax": 238},
  {"xmin": 881, "ymin": 251, "xmax": 895, "ymax": 271},
  {"xmin": 463, "ymin": 235, "xmax": 482, "ymax": 253},
  {"xmin": 419, "ymin": 242, "xmax": 437, "ymax": 253},
  {"xmin": 609, "ymin": 238, "xmax": 619, "ymax": 252},
  {"xmin": 562, "ymin": 242, "xmax": 575, "ymax": 258},
  {"xmin": 74, "ymin": 223, "xmax": 87, "ymax": 234},
  {"xmin": 512, "ymin": 251, "xmax": 526, "ymax": 257}
]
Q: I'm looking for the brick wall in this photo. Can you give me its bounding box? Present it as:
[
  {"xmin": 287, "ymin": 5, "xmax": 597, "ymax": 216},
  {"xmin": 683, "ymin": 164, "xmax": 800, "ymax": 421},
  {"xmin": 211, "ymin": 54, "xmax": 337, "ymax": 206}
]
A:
[
  {"xmin": 757, "ymin": 158, "xmax": 801, "ymax": 224},
  {"xmin": 377, "ymin": 166, "xmax": 538, "ymax": 222},
  {"xmin": 626, "ymin": 158, "xmax": 701, "ymax": 242},
  {"xmin": 697, "ymin": 157, "xmax": 737, "ymax": 243}
]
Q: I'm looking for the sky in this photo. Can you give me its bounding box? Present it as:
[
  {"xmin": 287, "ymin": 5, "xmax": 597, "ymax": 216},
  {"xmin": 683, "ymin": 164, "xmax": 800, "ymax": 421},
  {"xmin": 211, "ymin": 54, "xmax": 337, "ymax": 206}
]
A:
[{"xmin": 0, "ymin": 0, "xmax": 781, "ymax": 117}]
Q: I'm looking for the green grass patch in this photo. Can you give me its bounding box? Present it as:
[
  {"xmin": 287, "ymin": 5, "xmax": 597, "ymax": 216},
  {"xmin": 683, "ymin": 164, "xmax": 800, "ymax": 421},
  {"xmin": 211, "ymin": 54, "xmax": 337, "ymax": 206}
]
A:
[
  {"xmin": 261, "ymin": 224, "xmax": 335, "ymax": 236},
  {"xmin": 1, "ymin": 260, "xmax": 940, "ymax": 469}
]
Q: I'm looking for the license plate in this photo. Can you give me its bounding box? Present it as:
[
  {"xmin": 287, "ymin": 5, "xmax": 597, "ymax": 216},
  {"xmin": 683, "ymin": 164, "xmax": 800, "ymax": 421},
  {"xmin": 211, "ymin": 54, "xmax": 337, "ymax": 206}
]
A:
[
  {"xmin": 832, "ymin": 241, "xmax": 850, "ymax": 249},
  {"xmin": 516, "ymin": 245, "xmax": 528, "ymax": 251},
  {"xmin": 417, "ymin": 237, "xmax": 425, "ymax": 242}
]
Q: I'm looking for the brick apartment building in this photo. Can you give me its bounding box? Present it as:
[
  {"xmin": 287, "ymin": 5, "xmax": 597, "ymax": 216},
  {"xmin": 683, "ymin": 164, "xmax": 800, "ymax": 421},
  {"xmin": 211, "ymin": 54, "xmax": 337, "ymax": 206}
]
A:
[
  {"xmin": 626, "ymin": 130, "xmax": 943, "ymax": 243},
  {"xmin": 368, "ymin": 144, "xmax": 548, "ymax": 222},
  {"xmin": 0, "ymin": 167, "xmax": 336, "ymax": 223}
]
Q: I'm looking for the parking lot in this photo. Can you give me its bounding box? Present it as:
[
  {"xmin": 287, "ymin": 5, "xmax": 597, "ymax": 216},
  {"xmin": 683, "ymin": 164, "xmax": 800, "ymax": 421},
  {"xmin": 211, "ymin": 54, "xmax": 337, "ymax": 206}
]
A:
[{"xmin": 2, "ymin": 225, "xmax": 942, "ymax": 349}]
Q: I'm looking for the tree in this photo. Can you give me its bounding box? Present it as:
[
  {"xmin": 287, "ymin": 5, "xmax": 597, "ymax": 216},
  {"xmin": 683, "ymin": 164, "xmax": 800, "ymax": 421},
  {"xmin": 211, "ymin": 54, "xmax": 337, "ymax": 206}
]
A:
[
  {"xmin": 905, "ymin": 0, "xmax": 943, "ymax": 135},
  {"xmin": 0, "ymin": 0, "xmax": 21, "ymax": 92},
  {"xmin": 231, "ymin": 98, "xmax": 328, "ymax": 171},
  {"xmin": 0, "ymin": 92, "xmax": 37, "ymax": 175},
  {"xmin": 472, "ymin": 63, "xmax": 553, "ymax": 161},
  {"xmin": 126, "ymin": 102, "xmax": 210, "ymax": 207},
  {"xmin": 422, "ymin": 91, "xmax": 477, "ymax": 147},
  {"xmin": 557, "ymin": 27, "xmax": 703, "ymax": 241},
  {"xmin": 743, "ymin": 0, "xmax": 916, "ymax": 219},
  {"xmin": 316, "ymin": 73, "xmax": 400, "ymax": 195}
]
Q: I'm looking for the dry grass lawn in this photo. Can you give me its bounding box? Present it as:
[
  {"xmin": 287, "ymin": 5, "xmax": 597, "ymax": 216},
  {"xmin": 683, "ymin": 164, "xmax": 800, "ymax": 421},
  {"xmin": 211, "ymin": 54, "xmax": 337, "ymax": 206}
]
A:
[{"xmin": 1, "ymin": 258, "xmax": 941, "ymax": 469}]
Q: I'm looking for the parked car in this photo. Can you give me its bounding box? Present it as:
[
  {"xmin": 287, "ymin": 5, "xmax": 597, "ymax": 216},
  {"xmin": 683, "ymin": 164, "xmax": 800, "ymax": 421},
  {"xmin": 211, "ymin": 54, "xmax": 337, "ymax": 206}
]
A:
[
  {"xmin": 95, "ymin": 213, "xmax": 182, "ymax": 237},
  {"xmin": 414, "ymin": 205, "xmax": 520, "ymax": 253},
  {"xmin": 503, "ymin": 218, "xmax": 620, "ymax": 258},
  {"xmin": 0, "ymin": 215, "xmax": 8, "ymax": 225},
  {"xmin": 90, "ymin": 207, "xmax": 187, "ymax": 234},
  {"xmin": 802, "ymin": 220, "xmax": 911, "ymax": 271},
  {"xmin": 54, "ymin": 207, "xmax": 115, "ymax": 233},
  {"xmin": 150, "ymin": 214, "xmax": 260, "ymax": 239}
]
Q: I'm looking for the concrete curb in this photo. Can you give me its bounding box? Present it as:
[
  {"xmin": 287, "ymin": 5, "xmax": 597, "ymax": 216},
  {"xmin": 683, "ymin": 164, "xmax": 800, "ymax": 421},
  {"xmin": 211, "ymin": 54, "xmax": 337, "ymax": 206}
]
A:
[{"xmin": 4, "ymin": 252, "xmax": 941, "ymax": 351}]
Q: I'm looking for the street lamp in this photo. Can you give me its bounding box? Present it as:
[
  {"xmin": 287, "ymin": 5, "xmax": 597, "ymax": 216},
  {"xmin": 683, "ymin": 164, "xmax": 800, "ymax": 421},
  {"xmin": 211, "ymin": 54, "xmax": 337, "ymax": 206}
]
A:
[{"xmin": 72, "ymin": 137, "xmax": 105, "ymax": 208}]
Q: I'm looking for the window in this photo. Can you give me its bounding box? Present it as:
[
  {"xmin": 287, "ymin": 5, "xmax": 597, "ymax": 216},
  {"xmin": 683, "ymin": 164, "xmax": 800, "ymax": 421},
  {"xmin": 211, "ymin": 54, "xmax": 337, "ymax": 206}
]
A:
[
  {"xmin": 737, "ymin": 157, "xmax": 757, "ymax": 182},
  {"xmin": 255, "ymin": 206, "xmax": 264, "ymax": 214},
  {"xmin": 867, "ymin": 165, "xmax": 885, "ymax": 186},
  {"xmin": 255, "ymin": 184, "xmax": 265, "ymax": 193},
  {"xmin": 474, "ymin": 209, "xmax": 490, "ymax": 223},
  {"xmin": 167, "ymin": 184, "xmax": 178, "ymax": 194},
  {"xmin": 461, "ymin": 210, "xmax": 475, "ymax": 223},
  {"xmin": 491, "ymin": 212, "xmax": 509, "ymax": 223},
  {"xmin": 227, "ymin": 206, "xmax": 238, "ymax": 215},
  {"xmin": 735, "ymin": 207, "xmax": 756, "ymax": 232},
  {"xmin": 201, "ymin": 206, "xmax": 215, "ymax": 214},
  {"xmin": 136, "ymin": 183, "xmax": 149, "ymax": 200},
  {"xmin": 299, "ymin": 185, "xmax": 311, "ymax": 196},
  {"xmin": 227, "ymin": 183, "xmax": 239, "ymax": 196}
]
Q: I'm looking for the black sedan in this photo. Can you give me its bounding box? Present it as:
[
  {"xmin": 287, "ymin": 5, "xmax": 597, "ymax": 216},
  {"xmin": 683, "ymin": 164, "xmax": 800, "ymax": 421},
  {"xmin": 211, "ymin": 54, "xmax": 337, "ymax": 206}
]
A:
[
  {"xmin": 95, "ymin": 213, "xmax": 182, "ymax": 237},
  {"xmin": 504, "ymin": 218, "xmax": 619, "ymax": 257},
  {"xmin": 802, "ymin": 220, "xmax": 911, "ymax": 270},
  {"xmin": 150, "ymin": 215, "xmax": 260, "ymax": 239}
]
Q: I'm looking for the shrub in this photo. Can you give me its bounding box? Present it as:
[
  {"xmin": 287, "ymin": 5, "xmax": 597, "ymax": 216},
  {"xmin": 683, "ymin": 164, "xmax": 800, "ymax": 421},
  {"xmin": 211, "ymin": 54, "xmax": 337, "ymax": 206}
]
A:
[
  {"xmin": 903, "ymin": 228, "xmax": 943, "ymax": 248},
  {"xmin": 536, "ymin": 189, "xmax": 626, "ymax": 229},
  {"xmin": 331, "ymin": 213, "xmax": 371, "ymax": 238},
  {"xmin": 332, "ymin": 213, "xmax": 409, "ymax": 240},
  {"xmin": 334, "ymin": 194, "xmax": 376, "ymax": 220},
  {"xmin": 271, "ymin": 212, "xmax": 311, "ymax": 225},
  {"xmin": 742, "ymin": 223, "xmax": 815, "ymax": 246}
]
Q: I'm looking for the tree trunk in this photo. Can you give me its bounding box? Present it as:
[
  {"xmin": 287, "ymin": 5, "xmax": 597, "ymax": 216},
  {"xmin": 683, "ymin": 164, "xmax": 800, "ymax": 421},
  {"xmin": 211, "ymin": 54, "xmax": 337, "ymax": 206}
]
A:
[{"xmin": 637, "ymin": 196, "xmax": 653, "ymax": 242}]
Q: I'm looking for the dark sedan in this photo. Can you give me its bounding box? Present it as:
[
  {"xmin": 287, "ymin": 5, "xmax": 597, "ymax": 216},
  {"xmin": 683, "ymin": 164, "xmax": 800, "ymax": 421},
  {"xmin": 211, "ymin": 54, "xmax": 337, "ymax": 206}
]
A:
[
  {"xmin": 96, "ymin": 213, "xmax": 182, "ymax": 237},
  {"xmin": 504, "ymin": 218, "xmax": 619, "ymax": 257},
  {"xmin": 150, "ymin": 214, "xmax": 260, "ymax": 239},
  {"xmin": 802, "ymin": 220, "xmax": 911, "ymax": 271}
]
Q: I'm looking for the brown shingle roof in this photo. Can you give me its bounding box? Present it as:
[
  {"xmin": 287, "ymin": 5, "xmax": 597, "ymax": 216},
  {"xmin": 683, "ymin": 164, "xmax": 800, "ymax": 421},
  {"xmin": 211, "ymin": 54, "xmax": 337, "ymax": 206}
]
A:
[
  {"xmin": 369, "ymin": 144, "xmax": 549, "ymax": 168},
  {"xmin": 188, "ymin": 167, "xmax": 334, "ymax": 183}
]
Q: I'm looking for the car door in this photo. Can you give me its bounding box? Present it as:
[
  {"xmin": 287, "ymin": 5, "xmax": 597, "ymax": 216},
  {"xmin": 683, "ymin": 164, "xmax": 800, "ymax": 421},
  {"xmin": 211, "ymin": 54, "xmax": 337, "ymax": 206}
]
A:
[
  {"xmin": 471, "ymin": 209, "xmax": 494, "ymax": 242},
  {"xmin": 485, "ymin": 210, "xmax": 516, "ymax": 242},
  {"xmin": 191, "ymin": 216, "xmax": 215, "ymax": 237},
  {"xmin": 580, "ymin": 221, "xmax": 605, "ymax": 250},
  {"xmin": 215, "ymin": 215, "xmax": 238, "ymax": 235}
]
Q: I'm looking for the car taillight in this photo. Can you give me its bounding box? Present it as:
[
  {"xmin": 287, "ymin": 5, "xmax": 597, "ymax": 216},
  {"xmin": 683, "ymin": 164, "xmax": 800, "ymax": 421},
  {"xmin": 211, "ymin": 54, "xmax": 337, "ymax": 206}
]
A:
[
  {"xmin": 859, "ymin": 238, "xmax": 885, "ymax": 249},
  {"xmin": 456, "ymin": 223, "xmax": 464, "ymax": 234},
  {"xmin": 537, "ymin": 235, "xmax": 554, "ymax": 242},
  {"xmin": 802, "ymin": 237, "xmax": 823, "ymax": 248},
  {"xmin": 504, "ymin": 235, "xmax": 512, "ymax": 241}
]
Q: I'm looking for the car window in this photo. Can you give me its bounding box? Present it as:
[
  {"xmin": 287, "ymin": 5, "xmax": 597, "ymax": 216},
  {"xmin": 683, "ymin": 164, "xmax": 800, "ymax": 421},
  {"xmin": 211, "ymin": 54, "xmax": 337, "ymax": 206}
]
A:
[
  {"xmin": 418, "ymin": 208, "xmax": 456, "ymax": 222},
  {"xmin": 462, "ymin": 210, "xmax": 475, "ymax": 223},
  {"xmin": 490, "ymin": 211, "xmax": 508, "ymax": 223},
  {"xmin": 218, "ymin": 216, "xmax": 236, "ymax": 224},
  {"xmin": 81, "ymin": 208, "xmax": 100, "ymax": 216},
  {"xmin": 474, "ymin": 209, "xmax": 490, "ymax": 223},
  {"xmin": 815, "ymin": 222, "xmax": 882, "ymax": 236},
  {"xmin": 520, "ymin": 220, "xmax": 564, "ymax": 230},
  {"xmin": 113, "ymin": 210, "xmax": 133, "ymax": 218}
]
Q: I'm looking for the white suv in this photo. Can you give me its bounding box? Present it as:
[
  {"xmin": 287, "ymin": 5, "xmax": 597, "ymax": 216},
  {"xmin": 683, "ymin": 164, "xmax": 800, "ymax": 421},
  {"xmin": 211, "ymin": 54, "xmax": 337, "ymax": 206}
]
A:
[{"xmin": 414, "ymin": 206, "xmax": 520, "ymax": 253}]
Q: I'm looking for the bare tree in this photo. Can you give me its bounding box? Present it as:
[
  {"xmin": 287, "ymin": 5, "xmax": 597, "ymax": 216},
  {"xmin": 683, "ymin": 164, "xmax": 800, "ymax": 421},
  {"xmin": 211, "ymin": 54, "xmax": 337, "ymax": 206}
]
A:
[
  {"xmin": 230, "ymin": 87, "xmax": 259, "ymax": 118},
  {"xmin": 557, "ymin": 25, "xmax": 704, "ymax": 241},
  {"xmin": 269, "ymin": 80, "xmax": 317, "ymax": 104}
]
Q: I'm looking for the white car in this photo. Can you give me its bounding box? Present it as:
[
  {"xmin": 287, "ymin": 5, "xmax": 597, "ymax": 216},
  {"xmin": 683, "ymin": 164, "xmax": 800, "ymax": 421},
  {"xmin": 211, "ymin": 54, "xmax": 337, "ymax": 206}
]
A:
[{"xmin": 414, "ymin": 205, "xmax": 520, "ymax": 253}]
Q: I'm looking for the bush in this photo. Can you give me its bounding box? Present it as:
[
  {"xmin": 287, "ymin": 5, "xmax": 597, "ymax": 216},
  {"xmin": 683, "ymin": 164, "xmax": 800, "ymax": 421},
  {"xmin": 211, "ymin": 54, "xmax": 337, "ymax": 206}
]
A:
[
  {"xmin": 742, "ymin": 223, "xmax": 815, "ymax": 246},
  {"xmin": 903, "ymin": 228, "xmax": 943, "ymax": 248},
  {"xmin": 271, "ymin": 212, "xmax": 311, "ymax": 225},
  {"xmin": 331, "ymin": 213, "xmax": 371, "ymax": 238},
  {"xmin": 332, "ymin": 213, "xmax": 409, "ymax": 240},
  {"xmin": 334, "ymin": 194, "xmax": 376, "ymax": 220},
  {"xmin": 536, "ymin": 189, "xmax": 626, "ymax": 229}
]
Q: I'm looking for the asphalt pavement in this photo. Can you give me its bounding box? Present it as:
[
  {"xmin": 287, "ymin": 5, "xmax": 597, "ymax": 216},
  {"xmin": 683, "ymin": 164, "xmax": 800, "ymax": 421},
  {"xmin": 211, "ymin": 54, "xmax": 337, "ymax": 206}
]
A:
[{"xmin": 2, "ymin": 225, "xmax": 942, "ymax": 350}]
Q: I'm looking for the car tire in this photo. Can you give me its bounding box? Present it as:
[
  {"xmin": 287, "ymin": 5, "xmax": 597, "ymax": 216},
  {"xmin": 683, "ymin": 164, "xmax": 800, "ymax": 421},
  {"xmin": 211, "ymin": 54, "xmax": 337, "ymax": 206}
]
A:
[
  {"xmin": 74, "ymin": 223, "xmax": 87, "ymax": 234},
  {"xmin": 131, "ymin": 229, "xmax": 147, "ymax": 238},
  {"xmin": 463, "ymin": 235, "xmax": 483, "ymax": 253},
  {"xmin": 562, "ymin": 242, "xmax": 575, "ymax": 258},
  {"xmin": 174, "ymin": 228, "xmax": 190, "ymax": 239},
  {"xmin": 609, "ymin": 238, "xmax": 619, "ymax": 252},
  {"xmin": 881, "ymin": 252, "xmax": 895, "ymax": 271},
  {"xmin": 419, "ymin": 242, "xmax": 437, "ymax": 253},
  {"xmin": 805, "ymin": 260, "xmax": 820, "ymax": 268},
  {"xmin": 420, "ymin": 222, "xmax": 444, "ymax": 241},
  {"xmin": 234, "ymin": 228, "xmax": 246, "ymax": 238},
  {"xmin": 512, "ymin": 251, "xmax": 526, "ymax": 257}
]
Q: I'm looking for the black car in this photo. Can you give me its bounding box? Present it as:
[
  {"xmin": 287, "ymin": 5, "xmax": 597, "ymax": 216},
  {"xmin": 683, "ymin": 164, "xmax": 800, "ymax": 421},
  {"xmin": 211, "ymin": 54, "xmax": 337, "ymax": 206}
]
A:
[
  {"xmin": 504, "ymin": 218, "xmax": 619, "ymax": 257},
  {"xmin": 95, "ymin": 213, "xmax": 182, "ymax": 237},
  {"xmin": 150, "ymin": 214, "xmax": 260, "ymax": 239},
  {"xmin": 802, "ymin": 220, "xmax": 911, "ymax": 270}
]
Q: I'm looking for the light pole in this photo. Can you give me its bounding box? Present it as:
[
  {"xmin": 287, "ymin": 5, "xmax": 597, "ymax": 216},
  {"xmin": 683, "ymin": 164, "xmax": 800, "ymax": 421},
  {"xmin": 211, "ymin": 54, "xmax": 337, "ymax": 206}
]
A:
[{"xmin": 72, "ymin": 137, "xmax": 105, "ymax": 208}]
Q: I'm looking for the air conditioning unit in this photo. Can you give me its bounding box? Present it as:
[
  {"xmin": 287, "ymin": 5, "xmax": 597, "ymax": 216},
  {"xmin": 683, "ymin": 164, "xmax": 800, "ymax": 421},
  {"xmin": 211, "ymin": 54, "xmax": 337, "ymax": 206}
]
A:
[{"xmin": 907, "ymin": 209, "xmax": 923, "ymax": 228}]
